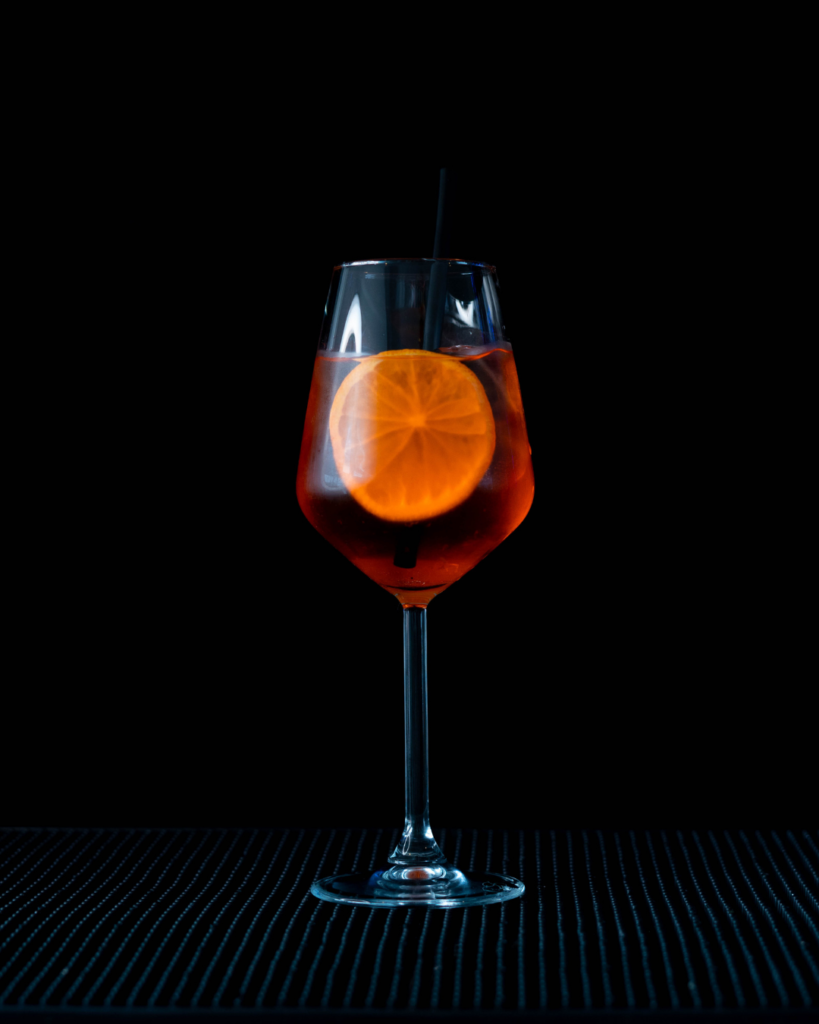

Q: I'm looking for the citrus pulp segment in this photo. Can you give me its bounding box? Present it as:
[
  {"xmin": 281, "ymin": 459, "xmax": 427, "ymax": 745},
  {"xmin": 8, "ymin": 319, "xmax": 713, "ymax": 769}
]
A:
[{"xmin": 328, "ymin": 349, "xmax": 496, "ymax": 523}]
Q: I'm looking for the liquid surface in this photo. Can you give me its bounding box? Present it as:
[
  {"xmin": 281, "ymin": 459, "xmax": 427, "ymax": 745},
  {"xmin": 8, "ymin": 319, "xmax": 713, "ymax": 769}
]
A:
[{"xmin": 297, "ymin": 347, "xmax": 534, "ymax": 604}]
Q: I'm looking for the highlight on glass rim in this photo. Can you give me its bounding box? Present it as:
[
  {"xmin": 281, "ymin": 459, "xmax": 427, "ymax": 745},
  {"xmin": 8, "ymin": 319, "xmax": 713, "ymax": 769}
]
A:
[{"xmin": 296, "ymin": 169, "xmax": 534, "ymax": 907}]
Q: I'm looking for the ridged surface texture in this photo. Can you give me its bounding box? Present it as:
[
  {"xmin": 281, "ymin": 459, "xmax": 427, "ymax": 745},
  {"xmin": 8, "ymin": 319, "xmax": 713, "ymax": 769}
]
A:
[{"xmin": 0, "ymin": 828, "xmax": 817, "ymax": 1015}]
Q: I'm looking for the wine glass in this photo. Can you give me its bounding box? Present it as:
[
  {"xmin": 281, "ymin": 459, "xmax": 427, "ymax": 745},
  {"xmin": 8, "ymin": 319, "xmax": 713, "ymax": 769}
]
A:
[{"xmin": 297, "ymin": 258, "xmax": 534, "ymax": 907}]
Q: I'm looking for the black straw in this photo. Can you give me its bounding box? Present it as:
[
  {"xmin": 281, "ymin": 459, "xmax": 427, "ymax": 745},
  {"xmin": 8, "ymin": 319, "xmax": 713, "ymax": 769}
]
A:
[
  {"xmin": 422, "ymin": 168, "xmax": 453, "ymax": 352},
  {"xmin": 395, "ymin": 170, "xmax": 453, "ymax": 568},
  {"xmin": 393, "ymin": 524, "xmax": 425, "ymax": 569},
  {"xmin": 432, "ymin": 168, "xmax": 451, "ymax": 258}
]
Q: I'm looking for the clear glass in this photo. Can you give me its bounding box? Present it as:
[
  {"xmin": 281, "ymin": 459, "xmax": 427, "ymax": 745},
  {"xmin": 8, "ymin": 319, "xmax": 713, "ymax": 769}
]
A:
[{"xmin": 297, "ymin": 259, "xmax": 534, "ymax": 907}]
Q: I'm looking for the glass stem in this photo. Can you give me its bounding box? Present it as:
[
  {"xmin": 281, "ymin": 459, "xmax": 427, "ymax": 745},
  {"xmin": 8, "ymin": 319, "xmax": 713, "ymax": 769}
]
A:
[{"xmin": 388, "ymin": 605, "xmax": 445, "ymax": 866}]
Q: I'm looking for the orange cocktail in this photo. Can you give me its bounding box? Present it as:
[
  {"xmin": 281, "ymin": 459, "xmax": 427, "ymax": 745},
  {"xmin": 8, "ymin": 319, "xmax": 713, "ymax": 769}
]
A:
[
  {"xmin": 297, "ymin": 344, "xmax": 533, "ymax": 605},
  {"xmin": 301, "ymin": 256, "xmax": 534, "ymax": 908}
]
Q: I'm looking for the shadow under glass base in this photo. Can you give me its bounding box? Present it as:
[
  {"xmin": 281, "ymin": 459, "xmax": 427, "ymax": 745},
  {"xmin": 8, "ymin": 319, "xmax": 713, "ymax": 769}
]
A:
[{"xmin": 311, "ymin": 862, "xmax": 524, "ymax": 908}]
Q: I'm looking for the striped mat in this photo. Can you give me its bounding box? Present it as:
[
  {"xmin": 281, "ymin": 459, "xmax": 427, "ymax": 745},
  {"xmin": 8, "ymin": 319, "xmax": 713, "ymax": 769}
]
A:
[{"xmin": 0, "ymin": 828, "xmax": 817, "ymax": 1019}]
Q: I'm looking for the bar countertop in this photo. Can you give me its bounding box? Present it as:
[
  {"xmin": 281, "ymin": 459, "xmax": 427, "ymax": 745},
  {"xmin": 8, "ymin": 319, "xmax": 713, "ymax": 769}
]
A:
[{"xmin": 0, "ymin": 828, "xmax": 817, "ymax": 1021}]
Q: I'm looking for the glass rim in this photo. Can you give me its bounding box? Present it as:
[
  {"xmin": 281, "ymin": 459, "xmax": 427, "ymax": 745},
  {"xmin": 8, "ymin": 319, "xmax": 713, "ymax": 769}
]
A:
[{"xmin": 336, "ymin": 258, "xmax": 497, "ymax": 273}]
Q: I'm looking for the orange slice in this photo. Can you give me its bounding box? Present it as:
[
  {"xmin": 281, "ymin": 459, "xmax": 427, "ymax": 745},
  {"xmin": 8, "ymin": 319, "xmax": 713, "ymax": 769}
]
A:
[{"xmin": 329, "ymin": 349, "xmax": 496, "ymax": 522}]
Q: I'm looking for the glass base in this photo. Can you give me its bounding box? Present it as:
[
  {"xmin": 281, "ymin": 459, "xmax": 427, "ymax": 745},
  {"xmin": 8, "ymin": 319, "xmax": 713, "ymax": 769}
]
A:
[{"xmin": 311, "ymin": 862, "xmax": 524, "ymax": 908}]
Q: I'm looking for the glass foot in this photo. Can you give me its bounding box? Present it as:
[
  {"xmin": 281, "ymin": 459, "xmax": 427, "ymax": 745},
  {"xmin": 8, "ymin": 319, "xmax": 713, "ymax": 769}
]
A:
[{"xmin": 311, "ymin": 862, "xmax": 524, "ymax": 908}]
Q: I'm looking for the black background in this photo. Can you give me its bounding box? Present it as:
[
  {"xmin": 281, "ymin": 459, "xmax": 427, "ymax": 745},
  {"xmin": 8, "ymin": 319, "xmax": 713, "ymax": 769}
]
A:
[{"xmin": 5, "ymin": 113, "xmax": 812, "ymax": 833}]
